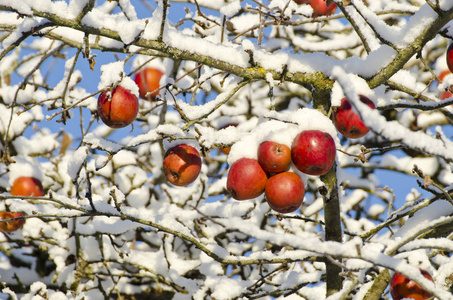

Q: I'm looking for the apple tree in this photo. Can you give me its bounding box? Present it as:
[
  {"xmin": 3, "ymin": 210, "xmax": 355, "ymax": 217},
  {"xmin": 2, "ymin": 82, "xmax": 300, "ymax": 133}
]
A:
[{"xmin": 1, "ymin": 0, "xmax": 453, "ymax": 299}]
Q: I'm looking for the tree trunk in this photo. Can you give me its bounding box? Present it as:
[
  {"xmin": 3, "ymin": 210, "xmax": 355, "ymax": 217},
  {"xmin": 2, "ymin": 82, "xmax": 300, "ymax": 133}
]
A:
[{"xmin": 321, "ymin": 163, "xmax": 344, "ymax": 295}]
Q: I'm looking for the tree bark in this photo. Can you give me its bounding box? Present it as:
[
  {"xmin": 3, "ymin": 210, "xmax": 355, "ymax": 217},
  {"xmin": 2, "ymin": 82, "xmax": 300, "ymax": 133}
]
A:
[
  {"xmin": 363, "ymin": 269, "xmax": 391, "ymax": 300},
  {"xmin": 321, "ymin": 164, "xmax": 344, "ymax": 296}
]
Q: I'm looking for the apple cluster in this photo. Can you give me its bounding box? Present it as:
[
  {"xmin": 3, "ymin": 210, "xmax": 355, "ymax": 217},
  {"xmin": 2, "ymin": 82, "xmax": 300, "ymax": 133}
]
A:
[
  {"xmin": 97, "ymin": 67, "xmax": 163, "ymax": 129},
  {"xmin": 97, "ymin": 67, "xmax": 203, "ymax": 187},
  {"xmin": 96, "ymin": 67, "xmax": 205, "ymax": 188},
  {"xmin": 1, "ymin": 176, "xmax": 44, "ymax": 233},
  {"xmin": 227, "ymin": 129, "xmax": 336, "ymax": 214},
  {"xmin": 225, "ymin": 93, "xmax": 377, "ymax": 213}
]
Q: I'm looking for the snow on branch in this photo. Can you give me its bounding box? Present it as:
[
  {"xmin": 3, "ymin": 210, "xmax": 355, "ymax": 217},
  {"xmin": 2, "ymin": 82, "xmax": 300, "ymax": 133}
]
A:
[{"xmin": 333, "ymin": 66, "xmax": 453, "ymax": 162}]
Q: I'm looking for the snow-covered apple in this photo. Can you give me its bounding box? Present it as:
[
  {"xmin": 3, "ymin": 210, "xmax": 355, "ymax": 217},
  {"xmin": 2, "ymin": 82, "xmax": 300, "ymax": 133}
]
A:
[
  {"xmin": 439, "ymin": 70, "xmax": 450, "ymax": 81},
  {"xmin": 294, "ymin": 0, "xmax": 336, "ymax": 17},
  {"xmin": 447, "ymin": 43, "xmax": 453, "ymax": 73},
  {"xmin": 390, "ymin": 270, "xmax": 433, "ymax": 300},
  {"xmin": 440, "ymin": 88, "xmax": 452, "ymax": 100},
  {"xmin": 309, "ymin": 0, "xmax": 337, "ymax": 17},
  {"xmin": 291, "ymin": 130, "xmax": 336, "ymax": 175},
  {"xmin": 333, "ymin": 95, "xmax": 376, "ymax": 139},
  {"xmin": 163, "ymin": 144, "xmax": 202, "ymax": 186},
  {"xmin": 0, "ymin": 212, "xmax": 25, "ymax": 233},
  {"xmin": 134, "ymin": 67, "xmax": 164, "ymax": 101},
  {"xmin": 11, "ymin": 176, "xmax": 44, "ymax": 197},
  {"xmin": 265, "ymin": 172, "xmax": 305, "ymax": 213},
  {"xmin": 97, "ymin": 85, "xmax": 139, "ymax": 128},
  {"xmin": 257, "ymin": 141, "xmax": 291, "ymax": 173},
  {"xmin": 227, "ymin": 158, "xmax": 268, "ymax": 200},
  {"xmin": 219, "ymin": 123, "xmax": 238, "ymax": 155},
  {"xmin": 7, "ymin": 176, "xmax": 41, "ymax": 233},
  {"xmin": 439, "ymin": 70, "xmax": 453, "ymax": 100}
]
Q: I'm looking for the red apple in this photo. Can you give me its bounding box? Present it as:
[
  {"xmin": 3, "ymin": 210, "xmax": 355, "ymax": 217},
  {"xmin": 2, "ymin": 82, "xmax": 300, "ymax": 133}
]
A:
[
  {"xmin": 0, "ymin": 212, "xmax": 25, "ymax": 233},
  {"xmin": 439, "ymin": 70, "xmax": 453, "ymax": 100},
  {"xmin": 98, "ymin": 85, "xmax": 139, "ymax": 128},
  {"xmin": 293, "ymin": 0, "xmax": 336, "ymax": 17},
  {"xmin": 310, "ymin": 0, "xmax": 337, "ymax": 17},
  {"xmin": 219, "ymin": 123, "xmax": 238, "ymax": 155},
  {"xmin": 440, "ymin": 90, "xmax": 452, "ymax": 100},
  {"xmin": 265, "ymin": 172, "xmax": 305, "ymax": 213},
  {"xmin": 134, "ymin": 67, "xmax": 164, "ymax": 101},
  {"xmin": 333, "ymin": 95, "xmax": 376, "ymax": 139},
  {"xmin": 390, "ymin": 269, "xmax": 433, "ymax": 300},
  {"xmin": 227, "ymin": 158, "xmax": 268, "ymax": 200},
  {"xmin": 291, "ymin": 130, "xmax": 336, "ymax": 176},
  {"xmin": 11, "ymin": 176, "xmax": 44, "ymax": 197},
  {"xmin": 447, "ymin": 43, "xmax": 453, "ymax": 74},
  {"xmin": 220, "ymin": 147, "xmax": 232, "ymax": 155},
  {"xmin": 258, "ymin": 141, "xmax": 291, "ymax": 173},
  {"xmin": 163, "ymin": 144, "xmax": 202, "ymax": 186},
  {"xmin": 439, "ymin": 70, "xmax": 451, "ymax": 81}
]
